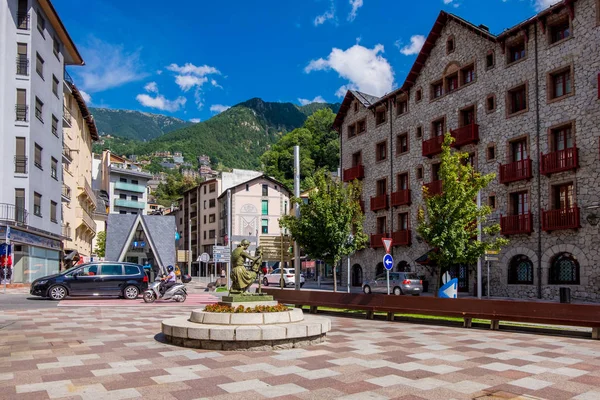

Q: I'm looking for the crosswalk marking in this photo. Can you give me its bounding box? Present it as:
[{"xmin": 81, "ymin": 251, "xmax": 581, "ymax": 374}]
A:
[{"xmin": 57, "ymin": 293, "xmax": 219, "ymax": 307}]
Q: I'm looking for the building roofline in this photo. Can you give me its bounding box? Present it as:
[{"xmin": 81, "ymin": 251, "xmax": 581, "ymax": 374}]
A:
[
  {"xmin": 217, "ymin": 175, "xmax": 292, "ymax": 199},
  {"xmin": 39, "ymin": 0, "xmax": 84, "ymax": 66},
  {"xmin": 496, "ymin": 0, "xmax": 575, "ymax": 40},
  {"xmin": 69, "ymin": 83, "xmax": 99, "ymax": 141}
]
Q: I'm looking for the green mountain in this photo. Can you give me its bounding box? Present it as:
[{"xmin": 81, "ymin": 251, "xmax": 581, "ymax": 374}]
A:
[
  {"xmin": 95, "ymin": 99, "xmax": 340, "ymax": 170},
  {"xmin": 90, "ymin": 107, "xmax": 193, "ymax": 141}
]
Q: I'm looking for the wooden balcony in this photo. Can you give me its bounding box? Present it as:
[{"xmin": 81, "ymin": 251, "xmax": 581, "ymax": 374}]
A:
[
  {"xmin": 422, "ymin": 136, "xmax": 444, "ymax": 157},
  {"xmin": 500, "ymin": 213, "xmax": 533, "ymax": 236},
  {"xmin": 451, "ymin": 123, "xmax": 479, "ymax": 148},
  {"xmin": 343, "ymin": 164, "xmax": 365, "ymax": 182},
  {"xmin": 390, "ymin": 189, "xmax": 411, "ymax": 207},
  {"xmin": 392, "ymin": 230, "xmax": 411, "ymax": 246},
  {"xmin": 542, "ymin": 206, "xmax": 581, "ymax": 232},
  {"xmin": 370, "ymin": 233, "xmax": 389, "ymax": 249},
  {"xmin": 499, "ymin": 158, "xmax": 532, "ymax": 184},
  {"xmin": 370, "ymin": 194, "xmax": 388, "ymax": 211},
  {"xmin": 540, "ymin": 147, "xmax": 578, "ymax": 175},
  {"xmin": 423, "ymin": 180, "xmax": 442, "ymax": 197}
]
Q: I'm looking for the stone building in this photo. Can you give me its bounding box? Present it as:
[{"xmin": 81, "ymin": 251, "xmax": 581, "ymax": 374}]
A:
[{"xmin": 335, "ymin": 0, "xmax": 600, "ymax": 301}]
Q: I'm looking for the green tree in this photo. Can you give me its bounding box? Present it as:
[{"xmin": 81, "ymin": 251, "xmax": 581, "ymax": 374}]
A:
[
  {"xmin": 94, "ymin": 231, "xmax": 106, "ymax": 257},
  {"xmin": 280, "ymin": 170, "xmax": 367, "ymax": 292},
  {"xmin": 417, "ymin": 133, "xmax": 508, "ymax": 293}
]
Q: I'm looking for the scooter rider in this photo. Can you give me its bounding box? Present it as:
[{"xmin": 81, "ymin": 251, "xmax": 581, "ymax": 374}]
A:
[{"xmin": 160, "ymin": 265, "xmax": 177, "ymax": 295}]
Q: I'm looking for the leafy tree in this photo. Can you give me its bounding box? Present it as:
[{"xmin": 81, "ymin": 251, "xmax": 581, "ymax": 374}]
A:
[
  {"xmin": 417, "ymin": 133, "xmax": 508, "ymax": 293},
  {"xmin": 280, "ymin": 170, "xmax": 367, "ymax": 292},
  {"xmin": 94, "ymin": 231, "xmax": 106, "ymax": 257}
]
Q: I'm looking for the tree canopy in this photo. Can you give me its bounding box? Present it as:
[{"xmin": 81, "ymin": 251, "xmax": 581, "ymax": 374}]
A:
[{"xmin": 94, "ymin": 231, "xmax": 106, "ymax": 257}]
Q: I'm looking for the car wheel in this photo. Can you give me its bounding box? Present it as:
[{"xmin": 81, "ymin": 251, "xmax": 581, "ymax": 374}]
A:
[
  {"xmin": 143, "ymin": 291, "xmax": 156, "ymax": 303},
  {"xmin": 123, "ymin": 285, "xmax": 139, "ymax": 300},
  {"xmin": 393, "ymin": 287, "xmax": 402, "ymax": 296},
  {"xmin": 262, "ymin": 278, "xmax": 269, "ymax": 286},
  {"xmin": 363, "ymin": 285, "xmax": 371, "ymax": 294},
  {"xmin": 48, "ymin": 285, "xmax": 67, "ymax": 301}
]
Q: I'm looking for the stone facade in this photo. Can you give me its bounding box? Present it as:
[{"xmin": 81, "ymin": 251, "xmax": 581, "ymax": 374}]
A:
[{"xmin": 337, "ymin": 0, "xmax": 600, "ymax": 302}]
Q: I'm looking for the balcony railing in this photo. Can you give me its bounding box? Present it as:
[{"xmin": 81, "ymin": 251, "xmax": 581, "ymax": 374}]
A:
[
  {"xmin": 76, "ymin": 208, "xmax": 97, "ymax": 233},
  {"xmin": 500, "ymin": 213, "xmax": 533, "ymax": 235},
  {"xmin": 0, "ymin": 203, "xmax": 28, "ymax": 225},
  {"xmin": 423, "ymin": 180, "xmax": 443, "ymax": 197},
  {"xmin": 540, "ymin": 147, "xmax": 578, "ymax": 175},
  {"xmin": 542, "ymin": 206, "xmax": 580, "ymax": 231},
  {"xmin": 499, "ymin": 158, "xmax": 532, "ymax": 184},
  {"xmin": 114, "ymin": 199, "xmax": 145, "ymax": 209},
  {"xmin": 17, "ymin": 12, "xmax": 29, "ymax": 30},
  {"xmin": 62, "ymin": 143, "xmax": 73, "ymax": 163},
  {"xmin": 392, "ymin": 230, "xmax": 411, "ymax": 246},
  {"xmin": 16, "ymin": 55, "xmax": 28, "ymax": 76},
  {"xmin": 422, "ymin": 135, "xmax": 444, "ymax": 157},
  {"xmin": 78, "ymin": 177, "xmax": 97, "ymax": 208},
  {"xmin": 61, "ymin": 224, "xmax": 72, "ymax": 239},
  {"xmin": 62, "ymin": 184, "xmax": 72, "ymax": 201},
  {"xmin": 190, "ymin": 211, "xmax": 198, "ymax": 219},
  {"xmin": 451, "ymin": 123, "xmax": 479, "ymax": 148},
  {"xmin": 370, "ymin": 233, "xmax": 389, "ymax": 249},
  {"xmin": 390, "ymin": 189, "xmax": 411, "ymax": 207},
  {"xmin": 64, "ymin": 69, "xmax": 74, "ymax": 86},
  {"xmin": 15, "ymin": 104, "xmax": 28, "ymax": 122},
  {"xmin": 115, "ymin": 181, "xmax": 146, "ymax": 193},
  {"xmin": 370, "ymin": 194, "xmax": 388, "ymax": 211},
  {"xmin": 343, "ymin": 164, "xmax": 365, "ymax": 182},
  {"xmin": 14, "ymin": 156, "xmax": 27, "ymax": 174},
  {"xmin": 63, "ymin": 105, "xmax": 72, "ymax": 126}
]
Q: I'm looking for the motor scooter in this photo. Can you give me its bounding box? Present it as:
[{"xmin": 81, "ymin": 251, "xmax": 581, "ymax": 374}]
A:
[{"xmin": 143, "ymin": 277, "xmax": 187, "ymax": 303}]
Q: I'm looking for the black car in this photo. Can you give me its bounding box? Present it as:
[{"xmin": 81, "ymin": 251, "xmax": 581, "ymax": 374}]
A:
[{"xmin": 30, "ymin": 262, "xmax": 149, "ymax": 301}]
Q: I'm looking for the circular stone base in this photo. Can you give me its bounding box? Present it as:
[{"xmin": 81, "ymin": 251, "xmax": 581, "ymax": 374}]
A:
[{"xmin": 164, "ymin": 333, "xmax": 327, "ymax": 351}]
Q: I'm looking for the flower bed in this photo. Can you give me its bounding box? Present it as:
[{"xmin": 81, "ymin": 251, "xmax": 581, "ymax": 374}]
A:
[{"xmin": 205, "ymin": 304, "xmax": 289, "ymax": 313}]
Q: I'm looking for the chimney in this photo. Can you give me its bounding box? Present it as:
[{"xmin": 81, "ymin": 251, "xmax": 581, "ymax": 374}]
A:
[{"xmin": 478, "ymin": 24, "xmax": 490, "ymax": 32}]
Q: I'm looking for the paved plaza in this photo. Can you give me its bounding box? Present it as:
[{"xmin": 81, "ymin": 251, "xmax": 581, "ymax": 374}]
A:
[{"xmin": 1, "ymin": 302, "xmax": 600, "ymax": 400}]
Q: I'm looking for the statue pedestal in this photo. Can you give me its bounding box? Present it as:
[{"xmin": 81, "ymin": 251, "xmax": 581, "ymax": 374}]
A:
[{"xmin": 221, "ymin": 293, "xmax": 277, "ymax": 308}]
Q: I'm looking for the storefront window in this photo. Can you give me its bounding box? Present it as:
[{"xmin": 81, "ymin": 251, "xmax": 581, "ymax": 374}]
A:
[{"xmin": 21, "ymin": 246, "xmax": 59, "ymax": 283}]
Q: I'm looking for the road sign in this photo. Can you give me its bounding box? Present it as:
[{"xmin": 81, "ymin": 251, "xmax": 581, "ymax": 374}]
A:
[
  {"xmin": 382, "ymin": 237, "xmax": 393, "ymax": 254},
  {"xmin": 484, "ymin": 256, "xmax": 499, "ymax": 262},
  {"xmin": 383, "ymin": 254, "xmax": 394, "ymax": 271},
  {"xmin": 439, "ymin": 278, "xmax": 458, "ymax": 299},
  {"xmin": 485, "ymin": 249, "xmax": 500, "ymax": 255},
  {"xmin": 199, "ymin": 253, "xmax": 210, "ymax": 263}
]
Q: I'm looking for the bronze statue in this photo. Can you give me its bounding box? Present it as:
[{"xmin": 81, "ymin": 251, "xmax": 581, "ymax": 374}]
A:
[{"xmin": 229, "ymin": 240, "xmax": 263, "ymax": 294}]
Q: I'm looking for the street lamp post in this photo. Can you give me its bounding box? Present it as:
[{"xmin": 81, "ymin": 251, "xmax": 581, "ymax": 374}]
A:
[{"xmin": 347, "ymin": 234, "xmax": 354, "ymax": 293}]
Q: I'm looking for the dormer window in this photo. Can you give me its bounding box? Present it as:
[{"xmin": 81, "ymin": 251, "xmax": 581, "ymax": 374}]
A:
[
  {"xmin": 507, "ymin": 39, "xmax": 526, "ymax": 65},
  {"xmin": 549, "ymin": 18, "xmax": 570, "ymax": 44},
  {"xmin": 357, "ymin": 119, "xmax": 366, "ymax": 134},
  {"xmin": 397, "ymin": 97, "xmax": 408, "ymax": 116},
  {"xmin": 446, "ymin": 36, "xmax": 455, "ymax": 54},
  {"xmin": 376, "ymin": 109, "xmax": 386, "ymax": 125}
]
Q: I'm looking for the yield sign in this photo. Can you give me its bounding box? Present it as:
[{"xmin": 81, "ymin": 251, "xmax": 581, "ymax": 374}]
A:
[{"xmin": 382, "ymin": 237, "xmax": 393, "ymax": 254}]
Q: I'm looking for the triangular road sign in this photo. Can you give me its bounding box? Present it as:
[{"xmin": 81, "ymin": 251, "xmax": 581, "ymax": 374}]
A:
[{"xmin": 382, "ymin": 237, "xmax": 393, "ymax": 254}]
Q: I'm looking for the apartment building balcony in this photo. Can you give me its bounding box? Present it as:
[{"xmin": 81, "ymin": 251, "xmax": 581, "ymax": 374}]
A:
[
  {"xmin": 61, "ymin": 184, "xmax": 72, "ymax": 202},
  {"xmin": 15, "ymin": 104, "xmax": 28, "ymax": 122},
  {"xmin": 392, "ymin": 230, "xmax": 411, "ymax": 246},
  {"xmin": 0, "ymin": 203, "xmax": 28, "ymax": 225},
  {"xmin": 422, "ymin": 136, "xmax": 444, "ymax": 157},
  {"xmin": 14, "ymin": 156, "xmax": 27, "ymax": 174},
  {"xmin": 16, "ymin": 55, "xmax": 29, "ymax": 76},
  {"xmin": 190, "ymin": 211, "xmax": 198, "ymax": 219},
  {"xmin": 78, "ymin": 177, "xmax": 97, "ymax": 209},
  {"xmin": 423, "ymin": 180, "xmax": 443, "ymax": 197},
  {"xmin": 499, "ymin": 158, "xmax": 532, "ymax": 184},
  {"xmin": 451, "ymin": 123, "xmax": 479, "ymax": 148},
  {"xmin": 61, "ymin": 224, "xmax": 72, "ymax": 240},
  {"xmin": 370, "ymin": 233, "xmax": 389, "ymax": 249},
  {"xmin": 390, "ymin": 189, "xmax": 411, "ymax": 207},
  {"xmin": 62, "ymin": 143, "xmax": 73, "ymax": 163},
  {"xmin": 191, "ymin": 225, "xmax": 198, "ymax": 232},
  {"xmin": 343, "ymin": 164, "xmax": 365, "ymax": 182},
  {"xmin": 540, "ymin": 147, "xmax": 578, "ymax": 175},
  {"xmin": 114, "ymin": 199, "xmax": 145, "ymax": 209},
  {"xmin": 542, "ymin": 206, "xmax": 581, "ymax": 232},
  {"xmin": 63, "ymin": 105, "xmax": 72, "ymax": 127},
  {"xmin": 500, "ymin": 213, "xmax": 533, "ymax": 236},
  {"xmin": 114, "ymin": 181, "xmax": 146, "ymax": 193},
  {"xmin": 370, "ymin": 194, "xmax": 388, "ymax": 211},
  {"xmin": 63, "ymin": 70, "xmax": 74, "ymax": 86},
  {"xmin": 17, "ymin": 12, "xmax": 29, "ymax": 30},
  {"xmin": 76, "ymin": 208, "xmax": 97, "ymax": 233}
]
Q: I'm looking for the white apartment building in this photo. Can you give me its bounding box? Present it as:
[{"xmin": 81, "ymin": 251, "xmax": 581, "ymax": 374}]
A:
[{"xmin": 0, "ymin": 0, "xmax": 84, "ymax": 283}]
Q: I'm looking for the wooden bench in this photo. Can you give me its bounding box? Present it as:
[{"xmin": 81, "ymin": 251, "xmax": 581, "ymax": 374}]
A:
[{"xmin": 262, "ymin": 288, "xmax": 600, "ymax": 339}]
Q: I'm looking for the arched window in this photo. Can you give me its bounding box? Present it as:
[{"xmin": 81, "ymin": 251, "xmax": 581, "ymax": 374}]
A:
[
  {"xmin": 397, "ymin": 261, "xmax": 409, "ymax": 272},
  {"xmin": 550, "ymin": 252, "xmax": 579, "ymax": 284},
  {"xmin": 508, "ymin": 255, "xmax": 533, "ymax": 284},
  {"xmin": 375, "ymin": 262, "xmax": 384, "ymax": 277}
]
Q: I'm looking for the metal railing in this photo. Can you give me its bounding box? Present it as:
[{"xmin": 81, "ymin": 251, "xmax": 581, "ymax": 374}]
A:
[
  {"xmin": 541, "ymin": 206, "xmax": 580, "ymax": 231},
  {"xmin": 76, "ymin": 208, "xmax": 97, "ymax": 232},
  {"xmin": 63, "ymin": 69, "xmax": 74, "ymax": 86},
  {"xmin": 0, "ymin": 203, "xmax": 28, "ymax": 225},
  {"xmin": 17, "ymin": 12, "xmax": 29, "ymax": 30},
  {"xmin": 500, "ymin": 213, "xmax": 533, "ymax": 235},
  {"xmin": 392, "ymin": 229, "xmax": 412, "ymax": 246},
  {"xmin": 370, "ymin": 194, "xmax": 388, "ymax": 211},
  {"xmin": 451, "ymin": 123, "xmax": 479, "ymax": 148},
  {"xmin": 15, "ymin": 104, "xmax": 28, "ymax": 121},
  {"xmin": 499, "ymin": 158, "xmax": 532, "ymax": 184},
  {"xmin": 422, "ymin": 135, "xmax": 444, "ymax": 157},
  {"xmin": 540, "ymin": 147, "xmax": 578, "ymax": 175},
  {"xmin": 63, "ymin": 105, "xmax": 72, "ymax": 126},
  {"xmin": 62, "ymin": 184, "xmax": 72, "ymax": 201},
  {"xmin": 390, "ymin": 189, "xmax": 411, "ymax": 207},
  {"xmin": 16, "ymin": 55, "xmax": 28, "ymax": 75},
  {"xmin": 78, "ymin": 177, "xmax": 97, "ymax": 209},
  {"xmin": 343, "ymin": 164, "xmax": 365, "ymax": 182},
  {"xmin": 14, "ymin": 156, "xmax": 27, "ymax": 173},
  {"xmin": 62, "ymin": 143, "xmax": 73, "ymax": 162},
  {"xmin": 61, "ymin": 224, "xmax": 72, "ymax": 239}
]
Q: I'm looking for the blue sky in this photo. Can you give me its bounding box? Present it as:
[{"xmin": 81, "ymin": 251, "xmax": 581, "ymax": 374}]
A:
[{"xmin": 54, "ymin": 0, "xmax": 560, "ymax": 122}]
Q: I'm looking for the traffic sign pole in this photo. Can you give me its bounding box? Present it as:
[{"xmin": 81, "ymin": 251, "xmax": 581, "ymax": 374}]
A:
[
  {"xmin": 383, "ymin": 253, "xmax": 393, "ymax": 295},
  {"xmin": 387, "ymin": 269, "xmax": 390, "ymax": 295}
]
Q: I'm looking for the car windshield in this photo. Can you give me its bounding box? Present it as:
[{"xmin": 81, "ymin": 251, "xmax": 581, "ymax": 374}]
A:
[{"xmin": 62, "ymin": 265, "xmax": 84, "ymax": 275}]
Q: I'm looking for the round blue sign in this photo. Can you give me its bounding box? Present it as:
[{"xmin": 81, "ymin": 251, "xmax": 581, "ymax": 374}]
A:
[{"xmin": 383, "ymin": 253, "xmax": 394, "ymax": 271}]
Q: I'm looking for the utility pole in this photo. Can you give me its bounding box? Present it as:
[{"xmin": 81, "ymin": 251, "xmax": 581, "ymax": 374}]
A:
[{"xmin": 293, "ymin": 146, "xmax": 301, "ymax": 290}]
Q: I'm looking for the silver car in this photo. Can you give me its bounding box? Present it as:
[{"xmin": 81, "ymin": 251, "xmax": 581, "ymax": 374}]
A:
[{"xmin": 362, "ymin": 272, "xmax": 423, "ymax": 295}]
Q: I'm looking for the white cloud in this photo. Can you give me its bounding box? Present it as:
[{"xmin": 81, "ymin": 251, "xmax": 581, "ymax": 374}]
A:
[
  {"xmin": 298, "ymin": 96, "xmax": 327, "ymax": 106},
  {"xmin": 533, "ymin": 0, "xmax": 560, "ymax": 11},
  {"xmin": 79, "ymin": 90, "xmax": 91, "ymax": 104},
  {"xmin": 210, "ymin": 104, "xmax": 230, "ymax": 114},
  {"xmin": 210, "ymin": 79, "xmax": 222, "ymax": 89},
  {"xmin": 397, "ymin": 35, "xmax": 426, "ymax": 56},
  {"xmin": 314, "ymin": 0, "xmax": 335, "ymax": 26},
  {"xmin": 166, "ymin": 63, "xmax": 220, "ymax": 76},
  {"xmin": 166, "ymin": 62, "xmax": 220, "ymax": 109},
  {"xmin": 189, "ymin": 118, "xmax": 201, "ymax": 123},
  {"xmin": 144, "ymin": 81, "xmax": 158, "ymax": 93},
  {"xmin": 156, "ymin": 70, "xmax": 163, "ymax": 75},
  {"xmin": 174, "ymin": 75, "xmax": 208, "ymax": 92},
  {"xmin": 304, "ymin": 44, "xmax": 394, "ymax": 98},
  {"xmin": 136, "ymin": 94, "xmax": 186, "ymax": 112},
  {"xmin": 76, "ymin": 37, "xmax": 147, "ymax": 92},
  {"xmin": 348, "ymin": 0, "xmax": 363, "ymax": 21}
]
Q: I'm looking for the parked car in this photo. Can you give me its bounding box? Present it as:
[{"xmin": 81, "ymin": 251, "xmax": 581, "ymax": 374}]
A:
[
  {"xmin": 30, "ymin": 262, "xmax": 149, "ymax": 301},
  {"xmin": 362, "ymin": 272, "xmax": 423, "ymax": 295},
  {"xmin": 262, "ymin": 268, "xmax": 305, "ymax": 287}
]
